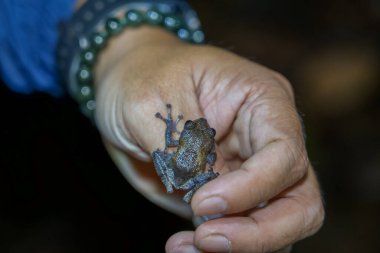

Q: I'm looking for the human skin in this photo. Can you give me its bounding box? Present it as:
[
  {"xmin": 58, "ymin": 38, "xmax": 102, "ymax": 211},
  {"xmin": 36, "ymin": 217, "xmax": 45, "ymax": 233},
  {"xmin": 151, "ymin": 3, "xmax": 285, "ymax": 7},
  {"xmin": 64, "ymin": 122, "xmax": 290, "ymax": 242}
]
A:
[{"xmin": 93, "ymin": 26, "xmax": 325, "ymax": 253}]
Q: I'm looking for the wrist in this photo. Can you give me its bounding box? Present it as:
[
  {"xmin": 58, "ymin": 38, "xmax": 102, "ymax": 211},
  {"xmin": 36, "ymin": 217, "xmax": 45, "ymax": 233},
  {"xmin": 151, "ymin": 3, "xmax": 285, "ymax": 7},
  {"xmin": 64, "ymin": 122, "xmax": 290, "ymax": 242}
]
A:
[{"xmin": 59, "ymin": 1, "xmax": 205, "ymax": 119}]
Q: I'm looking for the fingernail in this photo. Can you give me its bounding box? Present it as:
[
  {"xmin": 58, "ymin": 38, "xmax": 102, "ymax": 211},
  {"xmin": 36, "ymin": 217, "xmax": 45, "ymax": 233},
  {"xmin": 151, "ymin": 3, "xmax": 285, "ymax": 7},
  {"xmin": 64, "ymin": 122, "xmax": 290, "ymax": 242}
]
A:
[
  {"xmin": 199, "ymin": 235, "xmax": 231, "ymax": 252},
  {"xmin": 172, "ymin": 245, "xmax": 200, "ymax": 253},
  {"xmin": 195, "ymin": 197, "xmax": 227, "ymax": 215}
]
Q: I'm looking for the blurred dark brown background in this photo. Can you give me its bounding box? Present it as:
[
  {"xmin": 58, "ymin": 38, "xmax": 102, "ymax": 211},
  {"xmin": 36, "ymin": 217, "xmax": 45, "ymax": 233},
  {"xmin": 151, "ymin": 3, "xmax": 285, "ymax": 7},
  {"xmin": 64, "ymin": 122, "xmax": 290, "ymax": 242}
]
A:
[{"xmin": 0, "ymin": 0, "xmax": 379, "ymax": 252}]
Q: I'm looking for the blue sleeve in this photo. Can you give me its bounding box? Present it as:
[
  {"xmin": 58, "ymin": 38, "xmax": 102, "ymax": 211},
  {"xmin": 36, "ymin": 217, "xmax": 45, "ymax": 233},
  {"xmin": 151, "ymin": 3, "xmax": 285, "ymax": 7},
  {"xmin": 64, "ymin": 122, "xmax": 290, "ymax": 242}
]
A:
[{"xmin": 0, "ymin": 0, "xmax": 76, "ymax": 96}]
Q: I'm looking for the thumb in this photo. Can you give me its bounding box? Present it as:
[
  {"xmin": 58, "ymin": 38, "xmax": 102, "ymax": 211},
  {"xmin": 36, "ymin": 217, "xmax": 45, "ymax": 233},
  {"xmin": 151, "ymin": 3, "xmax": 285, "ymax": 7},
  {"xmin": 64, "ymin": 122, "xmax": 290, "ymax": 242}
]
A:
[{"xmin": 166, "ymin": 231, "xmax": 197, "ymax": 253}]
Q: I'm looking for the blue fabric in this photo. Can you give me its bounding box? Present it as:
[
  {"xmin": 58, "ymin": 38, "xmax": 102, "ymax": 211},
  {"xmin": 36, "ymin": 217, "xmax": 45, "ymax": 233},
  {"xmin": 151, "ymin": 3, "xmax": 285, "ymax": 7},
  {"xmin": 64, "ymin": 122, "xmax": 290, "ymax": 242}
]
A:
[{"xmin": 0, "ymin": 0, "xmax": 76, "ymax": 96}]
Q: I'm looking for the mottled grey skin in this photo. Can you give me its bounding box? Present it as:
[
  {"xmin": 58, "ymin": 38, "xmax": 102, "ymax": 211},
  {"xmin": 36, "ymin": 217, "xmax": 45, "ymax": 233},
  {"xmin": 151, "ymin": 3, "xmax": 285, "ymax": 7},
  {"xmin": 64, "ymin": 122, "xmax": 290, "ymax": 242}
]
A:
[{"xmin": 152, "ymin": 104, "xmax": 219, "ymax": 203}]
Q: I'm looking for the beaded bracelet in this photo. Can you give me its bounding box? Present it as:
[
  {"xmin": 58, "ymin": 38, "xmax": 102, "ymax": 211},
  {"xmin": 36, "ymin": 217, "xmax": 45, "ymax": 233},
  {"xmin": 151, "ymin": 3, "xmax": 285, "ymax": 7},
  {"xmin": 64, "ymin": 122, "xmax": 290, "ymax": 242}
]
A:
[{"xmin": 58, "ymin": 1, "xmax": 205, "ymax": 119}]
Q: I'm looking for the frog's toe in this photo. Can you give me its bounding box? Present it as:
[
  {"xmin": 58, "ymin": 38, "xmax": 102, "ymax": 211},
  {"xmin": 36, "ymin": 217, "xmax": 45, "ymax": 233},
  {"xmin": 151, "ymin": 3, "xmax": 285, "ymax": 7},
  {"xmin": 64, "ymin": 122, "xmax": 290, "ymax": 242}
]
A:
[
  {"xmin": 166, "ymin": 103, "xmax": 172, "ymax": 112},
  {"xmin": 183, "ymin": 191, "xmax": 194, "ymax": 203},
  {"xmin": 155, "ymin": 112, "xmax": 165, "ymax": 120}
]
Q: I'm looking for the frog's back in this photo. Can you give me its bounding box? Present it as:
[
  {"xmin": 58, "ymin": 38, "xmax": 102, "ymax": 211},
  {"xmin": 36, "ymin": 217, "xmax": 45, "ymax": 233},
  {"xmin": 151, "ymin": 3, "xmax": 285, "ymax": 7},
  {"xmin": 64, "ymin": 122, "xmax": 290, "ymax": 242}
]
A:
[{"xmin": 175, "ymin": 131, "xmax": 211, "ymax": 172}]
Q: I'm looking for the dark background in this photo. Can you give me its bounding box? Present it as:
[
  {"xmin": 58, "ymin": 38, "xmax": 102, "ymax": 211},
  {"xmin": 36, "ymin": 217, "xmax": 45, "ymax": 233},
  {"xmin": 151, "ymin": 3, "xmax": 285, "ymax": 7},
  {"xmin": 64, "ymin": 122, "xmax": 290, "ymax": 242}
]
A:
[{"xmin": 0, "ymin": 0, "xmax": 379, "ymax": 252}]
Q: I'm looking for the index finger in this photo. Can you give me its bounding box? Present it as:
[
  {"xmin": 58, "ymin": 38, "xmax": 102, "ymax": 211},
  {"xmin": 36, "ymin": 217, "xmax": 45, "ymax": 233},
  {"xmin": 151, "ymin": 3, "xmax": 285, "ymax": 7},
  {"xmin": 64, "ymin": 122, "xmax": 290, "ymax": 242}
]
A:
[
  {"xmin": 194, "ymin": 167, "xmax": 324, "ymax": 253},
  {"xmin": 191, "ymin": 79, "xmax": 309, "ymax": 215}
]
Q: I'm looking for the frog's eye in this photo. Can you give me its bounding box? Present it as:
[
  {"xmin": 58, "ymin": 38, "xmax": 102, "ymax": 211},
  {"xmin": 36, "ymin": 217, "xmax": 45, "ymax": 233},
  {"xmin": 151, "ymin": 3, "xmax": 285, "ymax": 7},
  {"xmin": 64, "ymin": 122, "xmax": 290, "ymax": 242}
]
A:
[
  {"xmin": 207, "ymin": 128, "xmax": 216, "ymax": 137},
  {"xmin": 184, "ymin": 120, "xmax": 196, "ymax": 129}
]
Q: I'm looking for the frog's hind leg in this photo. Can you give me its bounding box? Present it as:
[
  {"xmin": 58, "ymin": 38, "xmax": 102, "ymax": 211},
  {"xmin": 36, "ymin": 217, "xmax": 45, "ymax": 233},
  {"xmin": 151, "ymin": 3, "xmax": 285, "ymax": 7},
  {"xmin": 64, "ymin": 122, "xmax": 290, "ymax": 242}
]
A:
[
  {"xmin": 181, "ymin": 169, "xmax": 220, "ymax": 203},
  {"xmin": 155, "ymin": 104, "xmax": 183, "ymax": 149},
  {"xmin": 152, "ymin": 150, "xmax": 174, "ymax": 193}
]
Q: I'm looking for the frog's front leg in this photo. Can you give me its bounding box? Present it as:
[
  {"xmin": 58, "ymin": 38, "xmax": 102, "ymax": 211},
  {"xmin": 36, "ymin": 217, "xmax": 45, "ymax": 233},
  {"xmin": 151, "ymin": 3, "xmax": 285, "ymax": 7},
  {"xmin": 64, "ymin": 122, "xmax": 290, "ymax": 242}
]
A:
[
  {"xmin": 152, "ymin": 150, "xmax": 174, "ymax": 193},
  {"xmin": 180, "ymin": 169, "xmax": 220, "ymax": 203},
  {"xmin": 207, "ymin": 152, "xmax": 217, "ymax": 166},
  {"xmin": 155, "ymin": 104, "xmax": 183, "ymax": 149}
]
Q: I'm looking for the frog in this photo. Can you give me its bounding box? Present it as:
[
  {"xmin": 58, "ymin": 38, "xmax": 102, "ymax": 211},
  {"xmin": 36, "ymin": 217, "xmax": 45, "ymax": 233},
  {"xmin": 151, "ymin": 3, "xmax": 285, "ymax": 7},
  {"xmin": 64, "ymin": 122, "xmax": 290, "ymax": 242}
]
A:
[{"xmin": 152, "ymin": 104, "xmax": 219, "ymax": 203}]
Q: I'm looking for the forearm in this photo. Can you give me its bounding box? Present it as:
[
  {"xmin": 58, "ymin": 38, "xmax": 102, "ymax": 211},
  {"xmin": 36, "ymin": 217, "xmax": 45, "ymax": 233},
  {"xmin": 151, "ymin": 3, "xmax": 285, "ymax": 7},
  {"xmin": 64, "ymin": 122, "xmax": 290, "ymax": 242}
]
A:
[{"xmin": 0, "ymin": 0, "xmax": 76, "ymax": 95}]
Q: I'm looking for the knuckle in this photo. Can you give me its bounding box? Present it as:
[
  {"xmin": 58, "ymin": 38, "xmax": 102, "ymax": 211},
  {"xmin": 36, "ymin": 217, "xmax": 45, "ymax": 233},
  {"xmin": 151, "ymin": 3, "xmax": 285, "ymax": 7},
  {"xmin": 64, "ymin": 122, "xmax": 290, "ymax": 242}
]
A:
[
  {"xmin": 296, "ymin": 147, "xmax": 310, "ymax": 178},
  {"xmin": 269, "ymin": 70, "xmax": 295, "ymax": 100},
  {"xmin": 311, "ymin": 198, "xmax": 325, "ymax": 234},
  {"xmin": 300, "ymin": 190, "xmax": 325, "ymax": 238},
  {"xmin": 285, "ymin": 139, "xmax": 309, "ymax": 181}
]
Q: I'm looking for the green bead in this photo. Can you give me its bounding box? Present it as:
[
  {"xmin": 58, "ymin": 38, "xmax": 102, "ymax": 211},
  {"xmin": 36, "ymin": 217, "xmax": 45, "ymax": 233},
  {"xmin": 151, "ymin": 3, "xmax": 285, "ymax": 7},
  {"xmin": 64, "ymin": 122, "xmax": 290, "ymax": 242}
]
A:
[
  {"xmin": 191, "ymin": 30, "xmax": 205, "ymax": 44},
  {"xmin": 91, "ymin": 31, "xmax": 108, "ymax": 50},
  {"xmin": 85, "ymin": 100, "xmax": 96, "ymax": 113},
  {"xmin": 76, "ymin": 65, "xmax": 92, "ymax": 85},
  {"xmin": 163, "ymin": 15, "xmax": 181, "ymax": 30},
  {"xmin": 81, "ymin": 49, "xmax": 96, "ymax": 66},
  {"xmin": 177, "ymin": 28, "xmax": 191, "ymax": 41},
  {"xmin": 80, "ymin": 100, "xmax": 96, "ymax": 119},
  {"xmin": 76, "ymin": 85, "xmax": 94, "ymax": 103},
  {"xmin": 105, "ymin": 17, "xmax": 122, "ymax": 35},
  {"xmin": 125, "ymin": 10, "xmax": 143, "ymax": 26},
  {"xmin": 145, "ymin": 9, "xmax": 163, "ymax": 25}
]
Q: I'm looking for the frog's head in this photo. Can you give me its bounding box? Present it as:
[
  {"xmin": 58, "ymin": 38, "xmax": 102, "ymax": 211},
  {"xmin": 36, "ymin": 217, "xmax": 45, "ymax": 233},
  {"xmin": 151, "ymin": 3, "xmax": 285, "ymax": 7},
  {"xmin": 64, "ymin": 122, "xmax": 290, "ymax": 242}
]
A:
[{"xmin": 184, "ymin": 118, "xmax": 216, "ymax": 138}]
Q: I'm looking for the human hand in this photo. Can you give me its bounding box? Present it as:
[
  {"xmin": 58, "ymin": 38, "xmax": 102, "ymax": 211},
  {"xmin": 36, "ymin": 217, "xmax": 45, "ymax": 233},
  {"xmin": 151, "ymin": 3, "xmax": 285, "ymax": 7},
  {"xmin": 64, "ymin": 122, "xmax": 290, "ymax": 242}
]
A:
[{"xmin": 93, "ymin": 27, "xmax": 324, "ymax": 253}]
